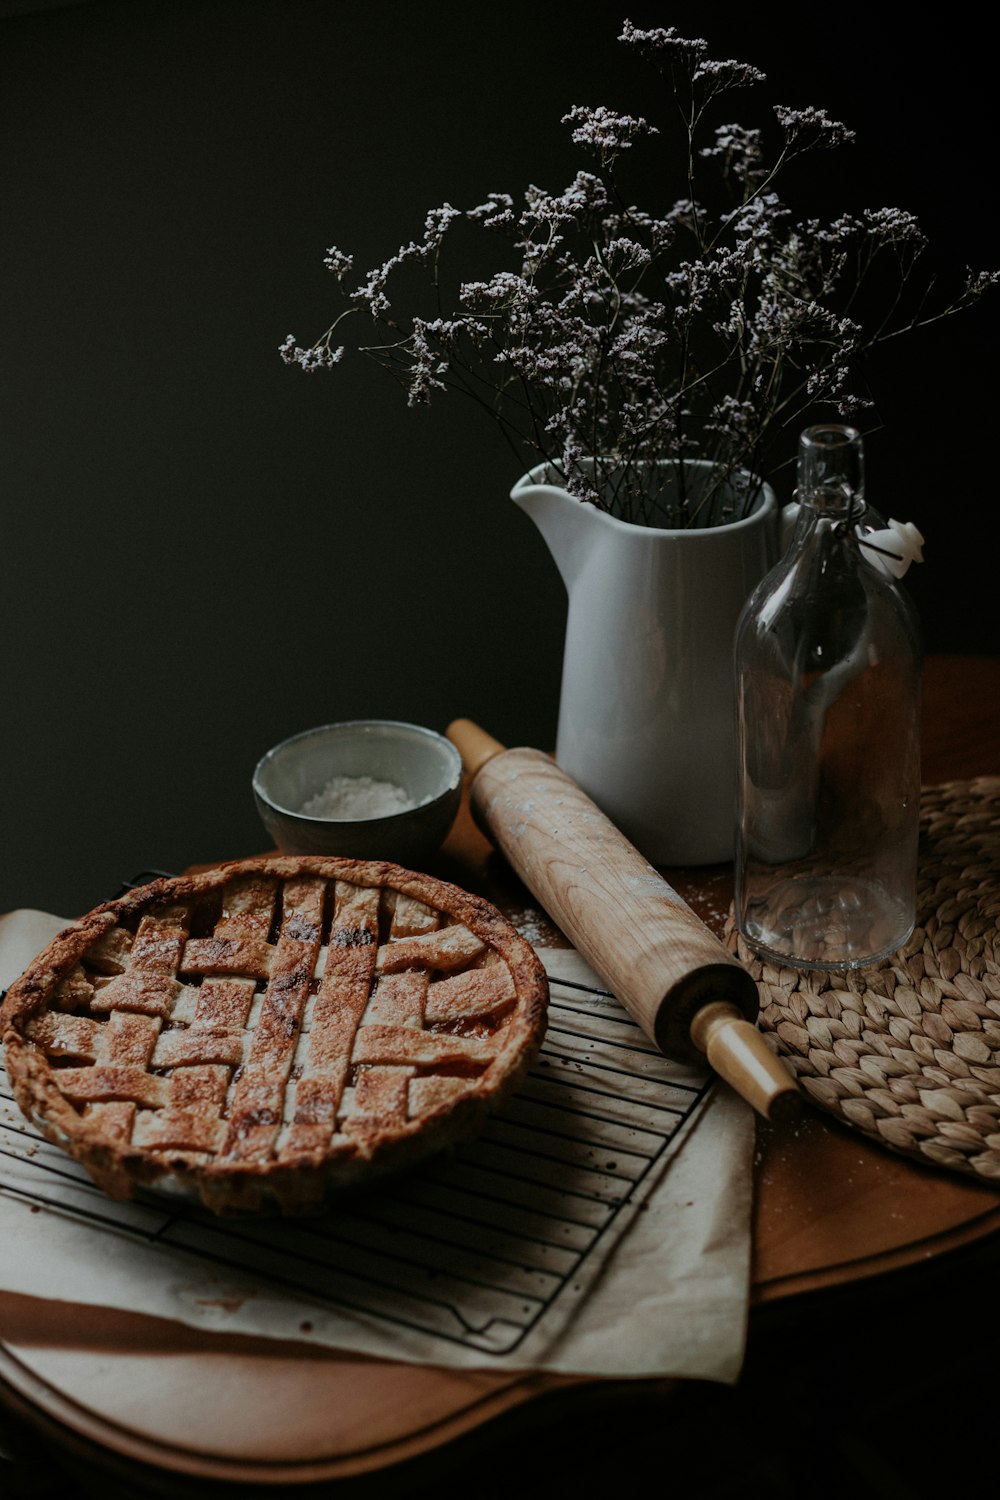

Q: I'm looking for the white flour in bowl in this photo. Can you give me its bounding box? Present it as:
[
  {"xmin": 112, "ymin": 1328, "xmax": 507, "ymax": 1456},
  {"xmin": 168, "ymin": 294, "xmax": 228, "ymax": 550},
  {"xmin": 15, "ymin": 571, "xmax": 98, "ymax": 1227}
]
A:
[{"xmin": 300, "ymin": 774, "xmax": 417, "ymax": 820}]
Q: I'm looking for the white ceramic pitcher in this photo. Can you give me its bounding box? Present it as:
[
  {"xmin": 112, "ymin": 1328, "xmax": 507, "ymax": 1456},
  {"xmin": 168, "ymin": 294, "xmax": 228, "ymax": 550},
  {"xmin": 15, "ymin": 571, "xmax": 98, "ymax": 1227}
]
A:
[{"xmin": 512, "ymin": 460, "xmax": 779, "ymax": 866}]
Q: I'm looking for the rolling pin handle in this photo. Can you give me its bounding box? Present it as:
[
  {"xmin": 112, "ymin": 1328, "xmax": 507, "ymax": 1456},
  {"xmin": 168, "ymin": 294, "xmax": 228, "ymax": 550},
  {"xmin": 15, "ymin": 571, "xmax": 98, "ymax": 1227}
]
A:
[
  {"xmin": 689, "ymin": 1001, "xmax": 801, "ymax": 1121},
  {"xmin": 446, "ymin": 719, "xmax": 506, "ymax": 781}
]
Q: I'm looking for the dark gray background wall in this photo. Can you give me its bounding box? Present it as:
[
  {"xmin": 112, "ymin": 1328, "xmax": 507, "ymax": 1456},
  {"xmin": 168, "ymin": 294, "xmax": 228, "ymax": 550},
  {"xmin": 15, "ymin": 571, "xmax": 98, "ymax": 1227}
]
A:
[{"xmin": 1, "ymin": 0, "xmax": 995, "ymax": 918}]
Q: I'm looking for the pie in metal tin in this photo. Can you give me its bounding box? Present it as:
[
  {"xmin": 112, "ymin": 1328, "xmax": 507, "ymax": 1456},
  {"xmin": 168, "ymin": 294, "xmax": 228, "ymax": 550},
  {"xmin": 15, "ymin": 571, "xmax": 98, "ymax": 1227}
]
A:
[{"xmin": 0, "ymin": 855, "xmax": 549, "ymax": 1216}]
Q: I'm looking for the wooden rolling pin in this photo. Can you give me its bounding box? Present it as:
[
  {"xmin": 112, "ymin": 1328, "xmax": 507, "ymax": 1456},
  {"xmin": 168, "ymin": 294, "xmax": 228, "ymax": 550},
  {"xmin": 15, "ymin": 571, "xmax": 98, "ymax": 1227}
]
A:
[{"xmin": 447, "ymin": 719, "xmax": 800, "ymax": 1121}]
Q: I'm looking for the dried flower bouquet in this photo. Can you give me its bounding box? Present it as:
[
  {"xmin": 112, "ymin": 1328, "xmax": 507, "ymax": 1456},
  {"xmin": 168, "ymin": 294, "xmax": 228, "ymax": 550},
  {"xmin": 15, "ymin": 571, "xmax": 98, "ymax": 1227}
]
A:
[{"xmin": 282, "ymin": 21, "xmax": 997, "ymax": 528}]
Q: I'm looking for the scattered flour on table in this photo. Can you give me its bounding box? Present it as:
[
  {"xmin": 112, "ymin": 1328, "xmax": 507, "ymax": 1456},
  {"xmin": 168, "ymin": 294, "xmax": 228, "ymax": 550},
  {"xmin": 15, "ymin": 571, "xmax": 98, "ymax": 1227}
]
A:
[{"xmin": 300, "ymin": 774, "xmax": 417, "ymax": 820}]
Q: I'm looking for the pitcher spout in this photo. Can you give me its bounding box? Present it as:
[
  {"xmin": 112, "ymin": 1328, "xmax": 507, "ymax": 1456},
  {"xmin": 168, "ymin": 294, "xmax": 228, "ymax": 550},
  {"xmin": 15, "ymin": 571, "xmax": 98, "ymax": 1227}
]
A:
[{"xmin": 511, "ymin": 468, "xmax": 603, "ymax": 589}]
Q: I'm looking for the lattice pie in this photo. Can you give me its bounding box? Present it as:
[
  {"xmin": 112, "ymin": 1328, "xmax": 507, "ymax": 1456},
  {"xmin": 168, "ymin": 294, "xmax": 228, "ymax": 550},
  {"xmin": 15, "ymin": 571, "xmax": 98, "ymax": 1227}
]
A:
[{"xmin": 0, "ymin": 856, "xmax": 548, "ymax": 1215}]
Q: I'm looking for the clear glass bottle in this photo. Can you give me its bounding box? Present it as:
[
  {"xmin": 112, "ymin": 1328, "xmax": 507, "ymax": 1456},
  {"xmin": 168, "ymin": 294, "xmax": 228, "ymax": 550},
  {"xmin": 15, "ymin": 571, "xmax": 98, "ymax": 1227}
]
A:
[{"xmin": 734, "ymin": 424, "xmax": 923, "ymax": 971}]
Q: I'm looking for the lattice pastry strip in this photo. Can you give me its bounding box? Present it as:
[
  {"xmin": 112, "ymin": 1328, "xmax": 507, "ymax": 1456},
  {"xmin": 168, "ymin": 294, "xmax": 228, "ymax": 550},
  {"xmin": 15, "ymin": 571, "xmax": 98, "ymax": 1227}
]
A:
[
  {"xmin": 282, "ymin": 879, "xmax": 381, "ymax": 1158},
  {"xmin": 1, "ymin": 855, "xmax": 548, "ymax": 1215},
  {"xmin": 218, "ymin": 875, "xmax": 325, "ymax": 1164}
]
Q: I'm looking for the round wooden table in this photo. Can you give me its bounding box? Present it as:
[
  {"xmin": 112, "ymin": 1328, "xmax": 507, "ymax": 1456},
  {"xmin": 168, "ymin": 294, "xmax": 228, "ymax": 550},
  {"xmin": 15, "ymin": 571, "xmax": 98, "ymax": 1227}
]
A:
[{"xmin": 1, "ymin": 653, "xmax": 998, "ymax": 1499}]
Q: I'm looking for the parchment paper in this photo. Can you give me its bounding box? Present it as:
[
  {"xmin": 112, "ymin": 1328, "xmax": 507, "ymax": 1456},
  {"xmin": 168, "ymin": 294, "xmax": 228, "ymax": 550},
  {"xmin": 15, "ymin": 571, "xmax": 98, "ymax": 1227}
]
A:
[{"xmin": 0, "ymin": 907, "xmax": 755, "ymax": 1382}]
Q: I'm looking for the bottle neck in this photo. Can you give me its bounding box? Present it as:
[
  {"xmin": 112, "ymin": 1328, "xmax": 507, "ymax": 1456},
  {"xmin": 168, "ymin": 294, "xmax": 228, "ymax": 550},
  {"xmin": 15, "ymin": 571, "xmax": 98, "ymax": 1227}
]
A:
[
  {"xmin": 797, "ymin": 423, "xmax": 865, "ymax": 522},
  {"xmin": 798, "ymin": 488, "xmax": 866, "ymax": 524}
]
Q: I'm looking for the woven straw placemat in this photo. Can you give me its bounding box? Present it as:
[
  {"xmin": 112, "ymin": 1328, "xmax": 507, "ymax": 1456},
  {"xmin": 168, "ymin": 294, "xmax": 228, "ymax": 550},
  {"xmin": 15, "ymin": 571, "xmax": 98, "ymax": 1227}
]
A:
[{"xmin": 727, "ymin": 776, "xmax": 1000, "ymax": 1182}]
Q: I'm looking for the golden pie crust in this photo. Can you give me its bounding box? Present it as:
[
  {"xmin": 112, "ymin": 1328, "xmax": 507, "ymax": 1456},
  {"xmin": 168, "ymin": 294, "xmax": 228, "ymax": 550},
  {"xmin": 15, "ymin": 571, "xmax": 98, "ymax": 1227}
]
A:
[{"xmin": 0, "ymin": 855, "xmax": 549, "ymax": 1216}]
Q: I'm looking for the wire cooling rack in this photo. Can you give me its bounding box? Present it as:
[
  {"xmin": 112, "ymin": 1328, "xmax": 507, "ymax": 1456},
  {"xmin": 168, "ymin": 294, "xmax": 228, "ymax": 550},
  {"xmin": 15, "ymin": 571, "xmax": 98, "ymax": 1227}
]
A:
[{"xmin": 0, "ymin": 874, "xmax": 712, "ymax": 1359}]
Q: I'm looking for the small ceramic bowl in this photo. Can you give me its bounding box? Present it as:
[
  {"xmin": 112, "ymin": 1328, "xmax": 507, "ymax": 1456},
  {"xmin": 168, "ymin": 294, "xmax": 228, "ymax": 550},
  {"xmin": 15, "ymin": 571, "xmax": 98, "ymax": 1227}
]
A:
[{"xmin": 252, "ymin": 719, "xmax": 463, "ymax": 867}]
